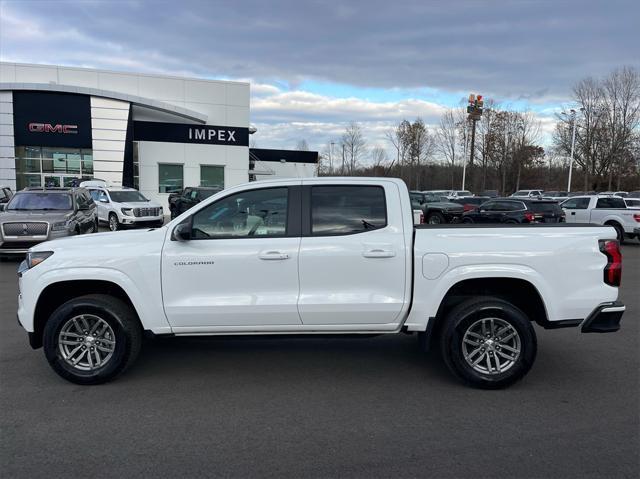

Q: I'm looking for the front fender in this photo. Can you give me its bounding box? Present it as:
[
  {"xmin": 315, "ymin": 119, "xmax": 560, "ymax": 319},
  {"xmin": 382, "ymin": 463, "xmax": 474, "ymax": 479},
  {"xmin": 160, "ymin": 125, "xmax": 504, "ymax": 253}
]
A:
[{"xmin": 19, "ymin": 266, "xmax": 172, "ymax": 334}]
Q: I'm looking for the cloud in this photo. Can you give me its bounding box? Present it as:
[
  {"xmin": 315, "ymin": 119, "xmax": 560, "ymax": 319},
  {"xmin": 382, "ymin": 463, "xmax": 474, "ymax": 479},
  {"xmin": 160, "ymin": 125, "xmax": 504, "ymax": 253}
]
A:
[{"xmin": 1, "ymin": 0, "xmax": 636, "ymax": 154}]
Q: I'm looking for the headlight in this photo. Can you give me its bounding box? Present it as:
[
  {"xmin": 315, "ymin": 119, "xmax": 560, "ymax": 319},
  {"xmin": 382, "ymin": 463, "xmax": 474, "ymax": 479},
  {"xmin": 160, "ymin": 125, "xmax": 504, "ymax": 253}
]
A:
[
  {"xmin": 51, "ymin": 221, "xmax": 71, "ymax": 232},
  {"xmin": 26, "ymin": 251, "xmax": 53, "ymax": 269},
  {"xmin": 121, "ymin": 208, "xmax": 133, "ymax": 216}
]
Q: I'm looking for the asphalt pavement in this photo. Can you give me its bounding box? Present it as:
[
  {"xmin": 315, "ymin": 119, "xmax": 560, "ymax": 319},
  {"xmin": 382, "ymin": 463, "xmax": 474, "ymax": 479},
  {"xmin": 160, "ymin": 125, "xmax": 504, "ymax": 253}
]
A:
[{"xmin": 0, "ymin": 244, "xmax": 638, "ymax": 478}]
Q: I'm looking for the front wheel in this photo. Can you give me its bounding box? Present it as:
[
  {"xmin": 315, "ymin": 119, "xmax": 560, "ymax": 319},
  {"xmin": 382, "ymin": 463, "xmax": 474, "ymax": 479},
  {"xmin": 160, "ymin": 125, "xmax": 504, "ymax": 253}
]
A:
[
  {"xmin": 427, "ymin": 212, "xmax": 446, "ymax": 224},
  {"xmin": 43, "ymin": 294, "xmax": 142, "ymax": 385},
  {"xmin": 462, "ymin": 216, "xmax": 474, "ymax": 224},
  {"xmin": 439, "ymin": 297, "xmax": 537, "ymax": 389},
  {"xmin": 108, "ymin": 213, "xmax": 120, "ymax": 231}
]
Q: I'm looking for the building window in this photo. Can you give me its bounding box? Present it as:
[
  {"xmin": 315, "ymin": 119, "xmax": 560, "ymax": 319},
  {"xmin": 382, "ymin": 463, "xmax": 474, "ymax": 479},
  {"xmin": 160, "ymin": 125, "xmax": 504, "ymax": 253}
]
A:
[
  {"xmin": 132, "ymin": 142, "xmax": 139, "ymax": 190},
  {"xmin": 158, "ymin": 163, "xmax": 183, "ymax": 193},
  {"xmin": 14, "ymin": 146, "xmax": 93, "ymax": 190},
  {"xmin": 200, "ymin": 165, "xmax": 224, "ymax": 188}
]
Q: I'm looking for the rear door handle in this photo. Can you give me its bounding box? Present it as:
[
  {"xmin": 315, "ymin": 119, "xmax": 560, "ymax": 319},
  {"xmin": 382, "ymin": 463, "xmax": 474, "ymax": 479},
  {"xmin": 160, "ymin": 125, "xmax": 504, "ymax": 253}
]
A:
[
  {"xmin": 258, "ymin": 251, "xmax": 289, "ymax": 260},
  {"xmin": 363, "ymin": 249, "xmax": 396, "ymax": 258}
]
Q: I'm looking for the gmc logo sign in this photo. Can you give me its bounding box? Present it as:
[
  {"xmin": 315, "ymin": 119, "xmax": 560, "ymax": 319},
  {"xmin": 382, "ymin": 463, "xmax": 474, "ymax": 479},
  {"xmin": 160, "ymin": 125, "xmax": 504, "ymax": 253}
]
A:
[{"xmin": 28, "ymin": 123, "xmax": 78, "ymax": 134}]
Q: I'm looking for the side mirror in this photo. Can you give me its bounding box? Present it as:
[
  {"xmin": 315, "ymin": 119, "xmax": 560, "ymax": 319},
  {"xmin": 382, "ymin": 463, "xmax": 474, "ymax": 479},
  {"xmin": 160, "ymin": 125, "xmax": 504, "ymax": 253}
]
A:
[
  {"xmin": 0, "ymin": 203, "xmax": 5, "ymax": 212},
  {"xmin": 99, "ymin": 198, "xmax": 109, "ymax": 203},
  {"xmin": 173, "ymin": 222, "xmax": 191, "ymax": 241}
]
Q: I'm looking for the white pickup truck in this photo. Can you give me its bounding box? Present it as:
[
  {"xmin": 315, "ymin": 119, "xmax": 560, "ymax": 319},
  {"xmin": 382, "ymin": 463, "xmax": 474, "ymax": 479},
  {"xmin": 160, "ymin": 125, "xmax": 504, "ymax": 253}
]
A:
[
  {"xmin": 17, "ymin": 178, "xmax": 625, "ymax": 389},
  {"xmin": 561, "ymin": 195, "xmax": 640, "ymax": 243}
]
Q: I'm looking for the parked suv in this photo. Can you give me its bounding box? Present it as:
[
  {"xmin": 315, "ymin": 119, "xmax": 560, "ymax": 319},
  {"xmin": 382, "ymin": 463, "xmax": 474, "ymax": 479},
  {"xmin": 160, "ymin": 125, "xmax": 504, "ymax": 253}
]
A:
[
  {"xmin": 510, "ymin": 189, "xmax": 543, "ymax": 199},
  {"xmin": 169, "ymin": 186, "xmax": 223, "ymax": 219},
  {"xmin": 87, "ymin": 187, "xmax": 163, "ymax": 231},
  {"xmin": 462, "ymin": 198, "xmax": 565, "ymax": 224},
  {"xmin": 0, "ymin": 187, "xmax": 97, "ymax": 254},
  {"xmin": 410, "ymin": 191, "xmax": 464, "ymax": 224}
]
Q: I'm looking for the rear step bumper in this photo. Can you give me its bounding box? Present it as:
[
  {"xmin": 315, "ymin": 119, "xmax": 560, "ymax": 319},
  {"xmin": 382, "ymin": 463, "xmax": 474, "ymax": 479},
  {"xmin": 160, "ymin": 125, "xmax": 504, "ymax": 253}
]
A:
[{"xmin": 581, "ymin": 301, "xmax": 625, "ymax": 333}]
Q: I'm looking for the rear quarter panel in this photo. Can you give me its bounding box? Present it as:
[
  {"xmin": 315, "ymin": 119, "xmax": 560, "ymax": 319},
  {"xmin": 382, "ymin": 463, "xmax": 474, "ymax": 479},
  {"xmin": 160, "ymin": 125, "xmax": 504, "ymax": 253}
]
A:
[{"xmin": 404, "ymin": 225, "xmax": 620, "ymax": 330}]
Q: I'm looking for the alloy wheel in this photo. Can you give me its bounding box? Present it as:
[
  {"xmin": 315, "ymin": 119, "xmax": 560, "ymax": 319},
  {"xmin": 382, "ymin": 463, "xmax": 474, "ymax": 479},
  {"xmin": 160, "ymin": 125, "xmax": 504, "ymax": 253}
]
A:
[
  {"xmin": 461, "ymin": 317, "xmax": 521, "ymax": 375},
  {"xmin": 58, "ymin": 314, "xmax": 116, "ymax": 371}
]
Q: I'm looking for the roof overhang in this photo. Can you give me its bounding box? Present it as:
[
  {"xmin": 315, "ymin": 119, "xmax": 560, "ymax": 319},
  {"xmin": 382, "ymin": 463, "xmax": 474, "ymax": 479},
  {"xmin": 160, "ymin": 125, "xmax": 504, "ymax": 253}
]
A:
[{"xmin": 1, "ymin": 82, "xmax": 208, "ymax": 124}]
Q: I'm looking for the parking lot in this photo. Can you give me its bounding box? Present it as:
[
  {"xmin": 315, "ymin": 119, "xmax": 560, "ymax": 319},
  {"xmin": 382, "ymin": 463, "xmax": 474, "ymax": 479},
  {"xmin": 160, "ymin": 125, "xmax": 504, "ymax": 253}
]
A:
[{"xmin": 0, "ymin": 244, "xmax": 638, "ymax": 478}]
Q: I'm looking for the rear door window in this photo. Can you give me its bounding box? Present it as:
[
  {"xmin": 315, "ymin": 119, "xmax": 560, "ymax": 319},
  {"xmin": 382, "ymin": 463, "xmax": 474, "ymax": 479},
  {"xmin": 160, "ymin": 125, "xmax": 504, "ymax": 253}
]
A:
[{"xmin": 311, "ymin": 185, "xmax": 387, "ymax": 235}]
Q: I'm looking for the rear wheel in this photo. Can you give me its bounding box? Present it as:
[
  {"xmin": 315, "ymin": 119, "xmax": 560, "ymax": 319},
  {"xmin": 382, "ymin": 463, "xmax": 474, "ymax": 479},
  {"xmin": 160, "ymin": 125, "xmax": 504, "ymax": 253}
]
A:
[
  {"xmin": 606, "ymin": 222, "xmax": 625, "ymax": 244},
  {"xmin": 108, "ymin": 213, "xmax": 120, "ymax": 231},
  {"xmin": 427, "ymin": 212, "xmax": 446, "ymax": 224},
  {"xmin": 462, "ymin": 216, "xmax": 474, "ymax": 224},
  {"xmin": 43, "ymin": 294, "xmax": 142, "ymax": 385},
  {"xmin": 439, "ymin": 297, "xmax": 537, "ymax": 389}
]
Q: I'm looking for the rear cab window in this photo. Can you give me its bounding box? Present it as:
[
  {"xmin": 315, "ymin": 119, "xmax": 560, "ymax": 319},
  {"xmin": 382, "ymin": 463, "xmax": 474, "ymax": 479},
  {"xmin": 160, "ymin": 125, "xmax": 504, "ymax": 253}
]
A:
[
  {"xmin": 311, "ymin": 185, "xmax": 387, "ymax": 235},
  {"xmin": 596, "ymin": 197, "xmax": 627, "ymax": 209}
]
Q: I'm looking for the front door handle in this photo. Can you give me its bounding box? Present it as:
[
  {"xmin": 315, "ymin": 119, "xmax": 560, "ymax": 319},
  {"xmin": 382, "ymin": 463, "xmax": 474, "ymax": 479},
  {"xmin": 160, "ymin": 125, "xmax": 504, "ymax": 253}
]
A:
[
  {"xmin": 362, "ymin": 249, "xmax": 396, "ymax": 258},
  {"xmin": 571, "ymin": 212, "xmax": 576, "ymax": 215},
  {"xmin": 258, "ymin": 251, "xmax": 290, "ymax": 260}
]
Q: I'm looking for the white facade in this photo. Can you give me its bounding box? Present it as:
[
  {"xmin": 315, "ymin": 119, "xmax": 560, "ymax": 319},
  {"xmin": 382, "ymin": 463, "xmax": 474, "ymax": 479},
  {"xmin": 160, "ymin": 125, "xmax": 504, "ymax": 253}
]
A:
[{"xmin": 0, "ymin": 62, "xmax": 251, "ymax": 209}]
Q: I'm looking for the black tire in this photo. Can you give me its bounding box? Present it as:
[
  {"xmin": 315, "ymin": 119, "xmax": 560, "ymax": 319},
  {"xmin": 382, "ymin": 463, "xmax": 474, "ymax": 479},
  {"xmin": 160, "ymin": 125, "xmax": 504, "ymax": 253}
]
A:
[
  {"xmin": 439, "ymin": 297, "xmax": 537, "ymax": 389},
  {"xmin": 43, "ymin": 294, "xmax": 142, "ymax": 385},
  {"xmin": 108, "ymin": 213, "xmax": 120, "ymax": 231},
  {"xmin": 93, "ymin": 218, "xmax": 99, "ymax": 233},
  {"xmin": 607, "ymin": 222, "xmax": 625, "ymax": 244},
  {"xmin": 462, "ymin": 216, "xmax": 474, "ymax": 224},
  {"xmin": 427, "ymin": 212, "xmax": 446, "ymax": 224}
]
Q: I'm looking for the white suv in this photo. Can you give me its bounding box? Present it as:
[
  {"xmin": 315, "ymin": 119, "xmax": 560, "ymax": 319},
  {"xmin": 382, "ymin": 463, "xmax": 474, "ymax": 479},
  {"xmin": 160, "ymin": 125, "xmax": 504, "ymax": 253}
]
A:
[{"xmin": 87, "ymin": 187, "xmax": 163, "ymax": 231}]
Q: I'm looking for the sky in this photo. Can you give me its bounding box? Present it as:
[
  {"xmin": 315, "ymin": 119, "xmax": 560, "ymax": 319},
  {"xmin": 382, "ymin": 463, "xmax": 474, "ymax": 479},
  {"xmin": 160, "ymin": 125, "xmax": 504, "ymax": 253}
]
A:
[{"xmin": 0, "ymin": 0, "xmax": 638, "ymax": 158}]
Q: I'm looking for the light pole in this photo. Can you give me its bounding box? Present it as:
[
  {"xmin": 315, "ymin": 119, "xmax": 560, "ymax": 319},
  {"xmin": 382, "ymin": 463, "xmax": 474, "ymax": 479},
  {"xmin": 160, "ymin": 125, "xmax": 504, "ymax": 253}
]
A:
[
  {"xmin": 562, "ymin": 108, "xmax": 583, "ymax": 193},
  {"xmin": 462, "ymin": 120, "xmax": 468, "ymax": 190},
  {"xmin": 329, "ymin": 142, "xmax": 335, "ymax": 173}
]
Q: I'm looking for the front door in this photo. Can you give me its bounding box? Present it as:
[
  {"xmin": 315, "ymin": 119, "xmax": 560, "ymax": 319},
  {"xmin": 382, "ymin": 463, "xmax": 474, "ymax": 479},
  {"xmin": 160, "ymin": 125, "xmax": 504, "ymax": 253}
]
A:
[
  {"xmin": 561, "ymin": 197, "xmax": 591, "ymax": 223},
  {"xmin": 161, "ymin": 185, "xmax": 302, "ymax": 329},
  {"xmin": 297, "ymin": 183, "xmax": 407, "ymax": 325}
]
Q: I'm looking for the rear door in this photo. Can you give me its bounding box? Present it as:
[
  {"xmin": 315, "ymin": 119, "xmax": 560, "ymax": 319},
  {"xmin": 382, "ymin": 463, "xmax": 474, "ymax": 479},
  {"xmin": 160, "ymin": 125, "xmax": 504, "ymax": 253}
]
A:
[{"xmin": 297, "ymin": 182, "xmax": 408, "ymax": 325}]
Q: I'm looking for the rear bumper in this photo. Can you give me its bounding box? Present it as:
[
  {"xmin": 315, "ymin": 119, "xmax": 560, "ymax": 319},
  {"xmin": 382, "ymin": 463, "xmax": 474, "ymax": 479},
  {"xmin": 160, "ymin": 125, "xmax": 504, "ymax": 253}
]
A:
[{"xmin": 581, "ymin": 301, "xmax": 625, "ymax": 333}]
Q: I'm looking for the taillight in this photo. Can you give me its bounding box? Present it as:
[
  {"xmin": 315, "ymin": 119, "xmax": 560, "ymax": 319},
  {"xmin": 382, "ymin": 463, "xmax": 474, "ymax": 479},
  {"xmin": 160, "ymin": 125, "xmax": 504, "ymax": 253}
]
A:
[
  {"xmin": 633, "ymin": 214, "xmax": 640, "ymax": 223},
  {"xmin": 420, "ymin": 212, "xmax": 425, "ymax": 224},
  {"xmin": 524, "ymin": 212, "xmax": 535, "ymax": 222},
  {"xmin": 599, "ymin": 240, "xmax": 622, "ymax": 287}
]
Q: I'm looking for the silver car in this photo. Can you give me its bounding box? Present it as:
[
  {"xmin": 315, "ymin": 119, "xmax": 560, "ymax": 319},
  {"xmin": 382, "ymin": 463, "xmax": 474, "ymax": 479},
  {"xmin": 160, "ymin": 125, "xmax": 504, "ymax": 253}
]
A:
[
  {"xmin": 87, "ymin": 186, "xmax": 163, "ymax": 231},
  {"xmin": 0, "ymin": 187, "xmax": 97, "ymax": 254}
]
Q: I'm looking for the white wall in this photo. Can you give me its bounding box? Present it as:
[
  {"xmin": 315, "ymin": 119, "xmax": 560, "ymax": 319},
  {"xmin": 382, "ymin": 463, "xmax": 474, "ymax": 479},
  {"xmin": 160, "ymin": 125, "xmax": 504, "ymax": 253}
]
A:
[
  {"xmin": 253, "ymin": 161, "xmax": 317, "ymax": 180},
  {"xmin": 0, "ymin": 91, "xmax": 15, "ymax": 189},
  {"xmin": 91, "ymin": 97, "xmax": 129, "ymax": 186},
  {"xmin": 138, "ymin": 141, "xmax": 249, "ymax": 210}
]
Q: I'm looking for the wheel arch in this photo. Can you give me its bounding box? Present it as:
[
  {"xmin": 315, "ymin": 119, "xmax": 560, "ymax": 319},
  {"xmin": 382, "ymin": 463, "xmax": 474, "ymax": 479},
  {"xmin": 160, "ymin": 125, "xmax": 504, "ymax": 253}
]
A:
[
  {"xmin": 414, "ymin": 276, "xmax": 550, "ymax": 352},
  {"xmin": 31, "ymin": 280, "xmax": 142, "ymax": 349}
]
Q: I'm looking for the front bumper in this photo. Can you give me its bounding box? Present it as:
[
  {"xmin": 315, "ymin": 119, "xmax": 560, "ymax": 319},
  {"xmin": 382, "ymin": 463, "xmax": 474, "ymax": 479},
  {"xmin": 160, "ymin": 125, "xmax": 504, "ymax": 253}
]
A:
[
  {"xmin": 581, "ymin": 301, "xmax": 625, "ymax": 333},
  {"xmin": 120, "ymin": 215, "xmax": 164, "ymax": 226}
]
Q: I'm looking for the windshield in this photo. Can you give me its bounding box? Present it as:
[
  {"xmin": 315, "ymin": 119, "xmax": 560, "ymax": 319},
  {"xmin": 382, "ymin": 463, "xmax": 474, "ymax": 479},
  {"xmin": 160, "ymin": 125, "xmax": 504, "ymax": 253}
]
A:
[
  {"xmin": 198, "ymin": 189, "xmax": 219, "ymax": 200},
  {"xmin": 108, "ymin": 190, "xmax": 148, "ymax": 203},
  {"xmin": 7, "ymin": 192, "xmax": 73, "ymax": 211}
]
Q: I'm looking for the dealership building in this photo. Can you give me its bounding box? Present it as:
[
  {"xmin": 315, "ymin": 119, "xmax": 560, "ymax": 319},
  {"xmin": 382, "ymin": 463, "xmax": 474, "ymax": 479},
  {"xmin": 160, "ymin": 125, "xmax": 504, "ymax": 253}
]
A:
[{"xmin": 0, "ymin": 62, "xmax": 317, "ymax": 208}]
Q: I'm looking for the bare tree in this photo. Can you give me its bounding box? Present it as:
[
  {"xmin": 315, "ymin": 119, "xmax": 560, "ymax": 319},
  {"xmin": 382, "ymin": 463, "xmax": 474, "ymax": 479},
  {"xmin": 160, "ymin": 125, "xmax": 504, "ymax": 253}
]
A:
[
  {"xmin": 436, "ymin": 109, "xmax": 462, "ymax": 188},
  {"xmin": 340, "ymin": 122, "xmax": 367, "ymax": 174},
  {"xmin": 370, "ymin": 146, "xmax": 388, "ymax": 168},
  {"xmin": 295, "ymin": 139, "xmax": 309, "ymax": 151}
]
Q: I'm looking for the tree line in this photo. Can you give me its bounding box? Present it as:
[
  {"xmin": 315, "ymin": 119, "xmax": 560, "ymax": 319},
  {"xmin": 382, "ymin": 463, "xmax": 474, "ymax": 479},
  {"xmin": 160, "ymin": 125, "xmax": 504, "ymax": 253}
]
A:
[{"xmin": 308, "ymin": 66, "xmax": 639, "ymax": 194}]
